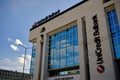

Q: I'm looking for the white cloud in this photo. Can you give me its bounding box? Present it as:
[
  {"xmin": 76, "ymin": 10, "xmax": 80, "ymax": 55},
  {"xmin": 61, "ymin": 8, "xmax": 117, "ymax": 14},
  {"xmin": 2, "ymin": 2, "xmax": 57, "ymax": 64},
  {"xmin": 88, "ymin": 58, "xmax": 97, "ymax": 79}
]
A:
[
  {"xmin": 17, "ymin": 57, "xmax": 24, "ymax": 64},
  {"xmin": 7, "ymin": 38, "xmax": 20, "ymax": 51},
  {"xmin": 17, "ymin": 54, "xmax": 31, "ymax": 72},
  {"xmin": 21, "ymin": 54, "xmax": 31, "ymax": 60},
  {"xmin": 10, "ymin": 44, "xmax": 19, "ymax": 51},
  {"xmin": 0, "ymin": 58, "xmax": 23, "ymax": 73},
  {"xmin": 21, "ymin": 54, "xmax": 25, "ymax": 58},
  {"xmin": 0, "ymin": 55, "xmax": 31, "ymax": 73}
]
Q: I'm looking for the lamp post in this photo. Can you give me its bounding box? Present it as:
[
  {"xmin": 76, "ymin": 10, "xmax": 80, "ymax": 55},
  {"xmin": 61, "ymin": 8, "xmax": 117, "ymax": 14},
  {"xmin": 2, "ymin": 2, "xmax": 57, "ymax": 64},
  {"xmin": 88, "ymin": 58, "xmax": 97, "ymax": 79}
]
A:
[
  {"xmin": 15, "ymin": 39, "xmax": 30, "ymax": 80},
  {"xmin": 17, "ymin": 44, "xmax": 27, "ymax": 80},
  {"xmin": 9, "ymin": 39, "xmax": 32, "ymax": 80},
  {"xmin": 17, "ymin": 44, "xmax": 32, "ymax": 80}
]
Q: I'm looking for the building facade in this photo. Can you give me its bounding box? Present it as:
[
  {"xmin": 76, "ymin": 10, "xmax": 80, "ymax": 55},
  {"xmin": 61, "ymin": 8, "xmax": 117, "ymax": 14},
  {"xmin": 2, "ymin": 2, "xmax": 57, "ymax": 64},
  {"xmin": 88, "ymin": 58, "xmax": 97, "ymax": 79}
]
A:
[
  {"xmin": 29, "ymin": 0, "xmax": 120, "ymax": 80},
  {"xmin": 0, "ymin": 69, "xmax": 33, "ymax": 80}
]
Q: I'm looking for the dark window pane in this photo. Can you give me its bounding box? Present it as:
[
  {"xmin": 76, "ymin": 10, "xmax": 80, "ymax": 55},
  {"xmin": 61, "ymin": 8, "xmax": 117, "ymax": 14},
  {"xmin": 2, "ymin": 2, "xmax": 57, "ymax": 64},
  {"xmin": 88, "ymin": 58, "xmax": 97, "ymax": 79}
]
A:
[
  {"xmin": 117, "ymin": 32, "xmax": 120, "ymax": 37},
  {"xmin": 117, "ymin": 37, "xmax": 120, "ymax": 44},
  {"xmin": 111, "ymin": 33, "xmax": 117, "ymax": 38},
  {"xmin": 73, "ymin": 39, "xmax": 78, "ymax": 46},
  {"xmin": 112, "ymin": 38, "xmax": 118, "ymax": 45},
  {"xmin": 108, "ymin": 9, "xmax": 120, "ymax": 59}
]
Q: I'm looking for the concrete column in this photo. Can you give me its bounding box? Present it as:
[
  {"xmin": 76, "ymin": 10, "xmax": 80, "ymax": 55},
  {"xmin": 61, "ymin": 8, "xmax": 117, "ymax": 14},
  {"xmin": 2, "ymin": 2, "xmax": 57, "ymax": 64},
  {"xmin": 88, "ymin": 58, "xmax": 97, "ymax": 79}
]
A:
[
  {"xmin": 40, "ymin": 33, "xmax": 49, "ymax": 80},
  {"xmin": 33, "ymin": 38, "xmax": 42, "ymax": 80},
  {"xmin": 84, "ymin": 0, "xmax": 116, "ymax": 80},
  {"xmin": 78, "ymin": 18, "xmax": 86, "ymax": 80}
]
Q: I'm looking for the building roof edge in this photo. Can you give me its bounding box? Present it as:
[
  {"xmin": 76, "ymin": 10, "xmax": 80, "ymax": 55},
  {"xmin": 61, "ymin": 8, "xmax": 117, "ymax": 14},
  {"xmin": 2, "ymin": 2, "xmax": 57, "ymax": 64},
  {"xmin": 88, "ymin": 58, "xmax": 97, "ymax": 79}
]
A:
[{"xmin": 30, "ymin": 0, "xmax": 88, "ymax": 31}]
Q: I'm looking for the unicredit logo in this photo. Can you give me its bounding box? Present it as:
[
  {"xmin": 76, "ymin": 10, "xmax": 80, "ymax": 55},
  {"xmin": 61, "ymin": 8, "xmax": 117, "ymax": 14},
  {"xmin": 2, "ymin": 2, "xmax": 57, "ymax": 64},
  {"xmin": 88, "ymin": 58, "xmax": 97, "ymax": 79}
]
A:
[
  {"xmin": 97, "ymin": 65, "xmax": 105, "ymax": 73},
  {"xmin": 92, "ymin": 14, "xmax": 105, "ymax": 73}
]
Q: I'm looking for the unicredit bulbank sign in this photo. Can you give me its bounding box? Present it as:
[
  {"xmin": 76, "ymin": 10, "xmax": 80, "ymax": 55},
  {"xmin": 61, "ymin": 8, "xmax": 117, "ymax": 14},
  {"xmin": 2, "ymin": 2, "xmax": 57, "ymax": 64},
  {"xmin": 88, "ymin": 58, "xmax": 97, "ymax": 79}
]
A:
[{"xmin": 92, "ymin": 14, "xmax": 105, "ymax": 73}]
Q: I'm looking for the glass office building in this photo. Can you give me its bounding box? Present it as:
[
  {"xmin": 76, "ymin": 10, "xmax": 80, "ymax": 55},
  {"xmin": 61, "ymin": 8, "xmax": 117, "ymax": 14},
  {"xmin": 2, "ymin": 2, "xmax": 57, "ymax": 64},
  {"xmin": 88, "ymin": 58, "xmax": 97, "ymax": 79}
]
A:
[{"xmin": 29, "ymin": 0, "xmax": 120, "ymax": 80}]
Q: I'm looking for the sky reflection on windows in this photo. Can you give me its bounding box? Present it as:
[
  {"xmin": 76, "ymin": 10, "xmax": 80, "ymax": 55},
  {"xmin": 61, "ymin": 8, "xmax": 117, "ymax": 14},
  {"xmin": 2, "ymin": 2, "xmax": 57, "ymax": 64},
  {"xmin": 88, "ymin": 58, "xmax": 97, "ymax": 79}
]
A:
[
  {"xmin": 108, "ymin": 9, "xmax": 120, "ymax": 59},
  {"xmin": 48, "ymin": 25, "xmax": 80, "ymax": 69}
]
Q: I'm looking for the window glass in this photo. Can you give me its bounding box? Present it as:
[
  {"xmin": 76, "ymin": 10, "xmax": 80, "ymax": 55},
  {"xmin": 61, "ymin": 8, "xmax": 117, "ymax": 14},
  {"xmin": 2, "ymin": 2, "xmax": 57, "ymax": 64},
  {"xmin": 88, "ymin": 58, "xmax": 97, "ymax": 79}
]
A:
[
  {"xmin": 48, "ymin": 25, "xmax": 80, "ymax": 70},
  {"xmin": 30, "ymin": 42, "xmax": 36, "ymax": 73},
  {"xmin": 74, "ymin": 55, "xmax": 80, "ymax": 65},
  {"xmin": 60, "ymin": 48, "xmax": 66, "ymax": 58},
  {"xmin": 107, "ymin": 9, "xmax": 120, "ymax": 59},
  {"xmin": 54, "ymin": 59, "xmax": 59, "ymax": 69},
  {"xmin": 74, "ymin": 45, "xmax": 79, "ymax": 55},
  {"xmin": 49, "ymin": 51, "xmax": 54, "ymax": 60},
  {"xmin": 60, "ymin": 58, "xmax": 66, "ymax": 68},
  {"xmin": 67, "ymin": 46, "xmax": 73, "ymax": 56},
  {"xmin": 54, "ymin": 50, "xmax": 59, "ymax": 59},
  {"xmin": 67, "ymin": 56, "xmax": 74, "ymax": 67}
]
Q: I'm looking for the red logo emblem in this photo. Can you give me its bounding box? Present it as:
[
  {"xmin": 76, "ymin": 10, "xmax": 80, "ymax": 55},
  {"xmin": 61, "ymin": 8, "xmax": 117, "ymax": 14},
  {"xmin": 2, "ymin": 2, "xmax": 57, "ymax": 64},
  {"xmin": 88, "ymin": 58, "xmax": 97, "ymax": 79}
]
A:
[{"xmin": 97, "ymin": 65, "xmax": 105, "ymax": 73}]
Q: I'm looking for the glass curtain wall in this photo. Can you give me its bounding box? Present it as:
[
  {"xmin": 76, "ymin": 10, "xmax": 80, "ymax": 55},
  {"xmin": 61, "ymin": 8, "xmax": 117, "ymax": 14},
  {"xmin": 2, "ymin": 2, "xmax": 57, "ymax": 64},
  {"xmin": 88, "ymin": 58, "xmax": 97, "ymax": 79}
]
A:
[
  {"xmin": 107, "ymin": 9, "xmax": 120, "ymax": 59},
  {"xmin": 30, "ymin": 43, "xmax": 36, "ymax": 74},
  {"xmin": 48, "ymin": 25, "xmax": 80, "ymax": 76},
  {"xmin": 107, "ymin": 9, "xmax": 120, "ymax": 79}
]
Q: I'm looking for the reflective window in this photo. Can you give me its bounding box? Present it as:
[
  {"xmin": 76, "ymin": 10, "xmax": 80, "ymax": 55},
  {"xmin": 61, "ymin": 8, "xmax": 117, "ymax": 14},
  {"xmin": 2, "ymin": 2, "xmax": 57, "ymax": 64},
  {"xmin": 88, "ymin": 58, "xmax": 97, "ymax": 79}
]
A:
[
  {"xmin": 30, "ymin": 43, "xmax": 36, "ymax": 73},
  {"xmin": 107, "ymin": 9, "xmax": 120, "ymax": 58},
  {"xmin": 48, "ymin": 25, "xmax": 80, "ymax": 70}
]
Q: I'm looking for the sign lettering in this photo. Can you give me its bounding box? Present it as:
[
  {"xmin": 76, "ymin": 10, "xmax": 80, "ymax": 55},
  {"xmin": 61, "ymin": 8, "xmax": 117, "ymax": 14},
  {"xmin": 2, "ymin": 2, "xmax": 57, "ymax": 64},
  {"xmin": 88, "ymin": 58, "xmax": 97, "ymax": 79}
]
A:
[
  {"xmin": 32, "ymin": 10, "xmax": 60, "ymax": 27},
  {"xmin": 92, "ymin": 14, "xmax": 105, "ymax": 73}
]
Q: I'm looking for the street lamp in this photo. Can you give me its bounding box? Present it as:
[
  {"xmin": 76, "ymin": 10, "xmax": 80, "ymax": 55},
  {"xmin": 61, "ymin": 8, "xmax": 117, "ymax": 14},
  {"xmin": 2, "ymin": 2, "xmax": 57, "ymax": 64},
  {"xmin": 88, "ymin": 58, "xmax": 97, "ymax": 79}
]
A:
[
  {"xmin": 16, "ymin": 39, "xmax": 28, "ymax": 80},
  {"xmin": 8, "ymin": 38, "xmax": 32, "ymax": 80},
  {"xmin": 19, "ymin": 45, "xmax": 27, "ymax": 80}
]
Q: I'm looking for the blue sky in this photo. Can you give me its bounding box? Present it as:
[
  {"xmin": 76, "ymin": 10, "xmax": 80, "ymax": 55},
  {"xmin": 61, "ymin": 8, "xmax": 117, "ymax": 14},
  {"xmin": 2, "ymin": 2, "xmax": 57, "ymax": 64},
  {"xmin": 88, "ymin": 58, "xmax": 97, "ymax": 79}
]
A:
[{"xmin": 0, "ymin": 0, "xmax": 82, "ymax": 73}]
